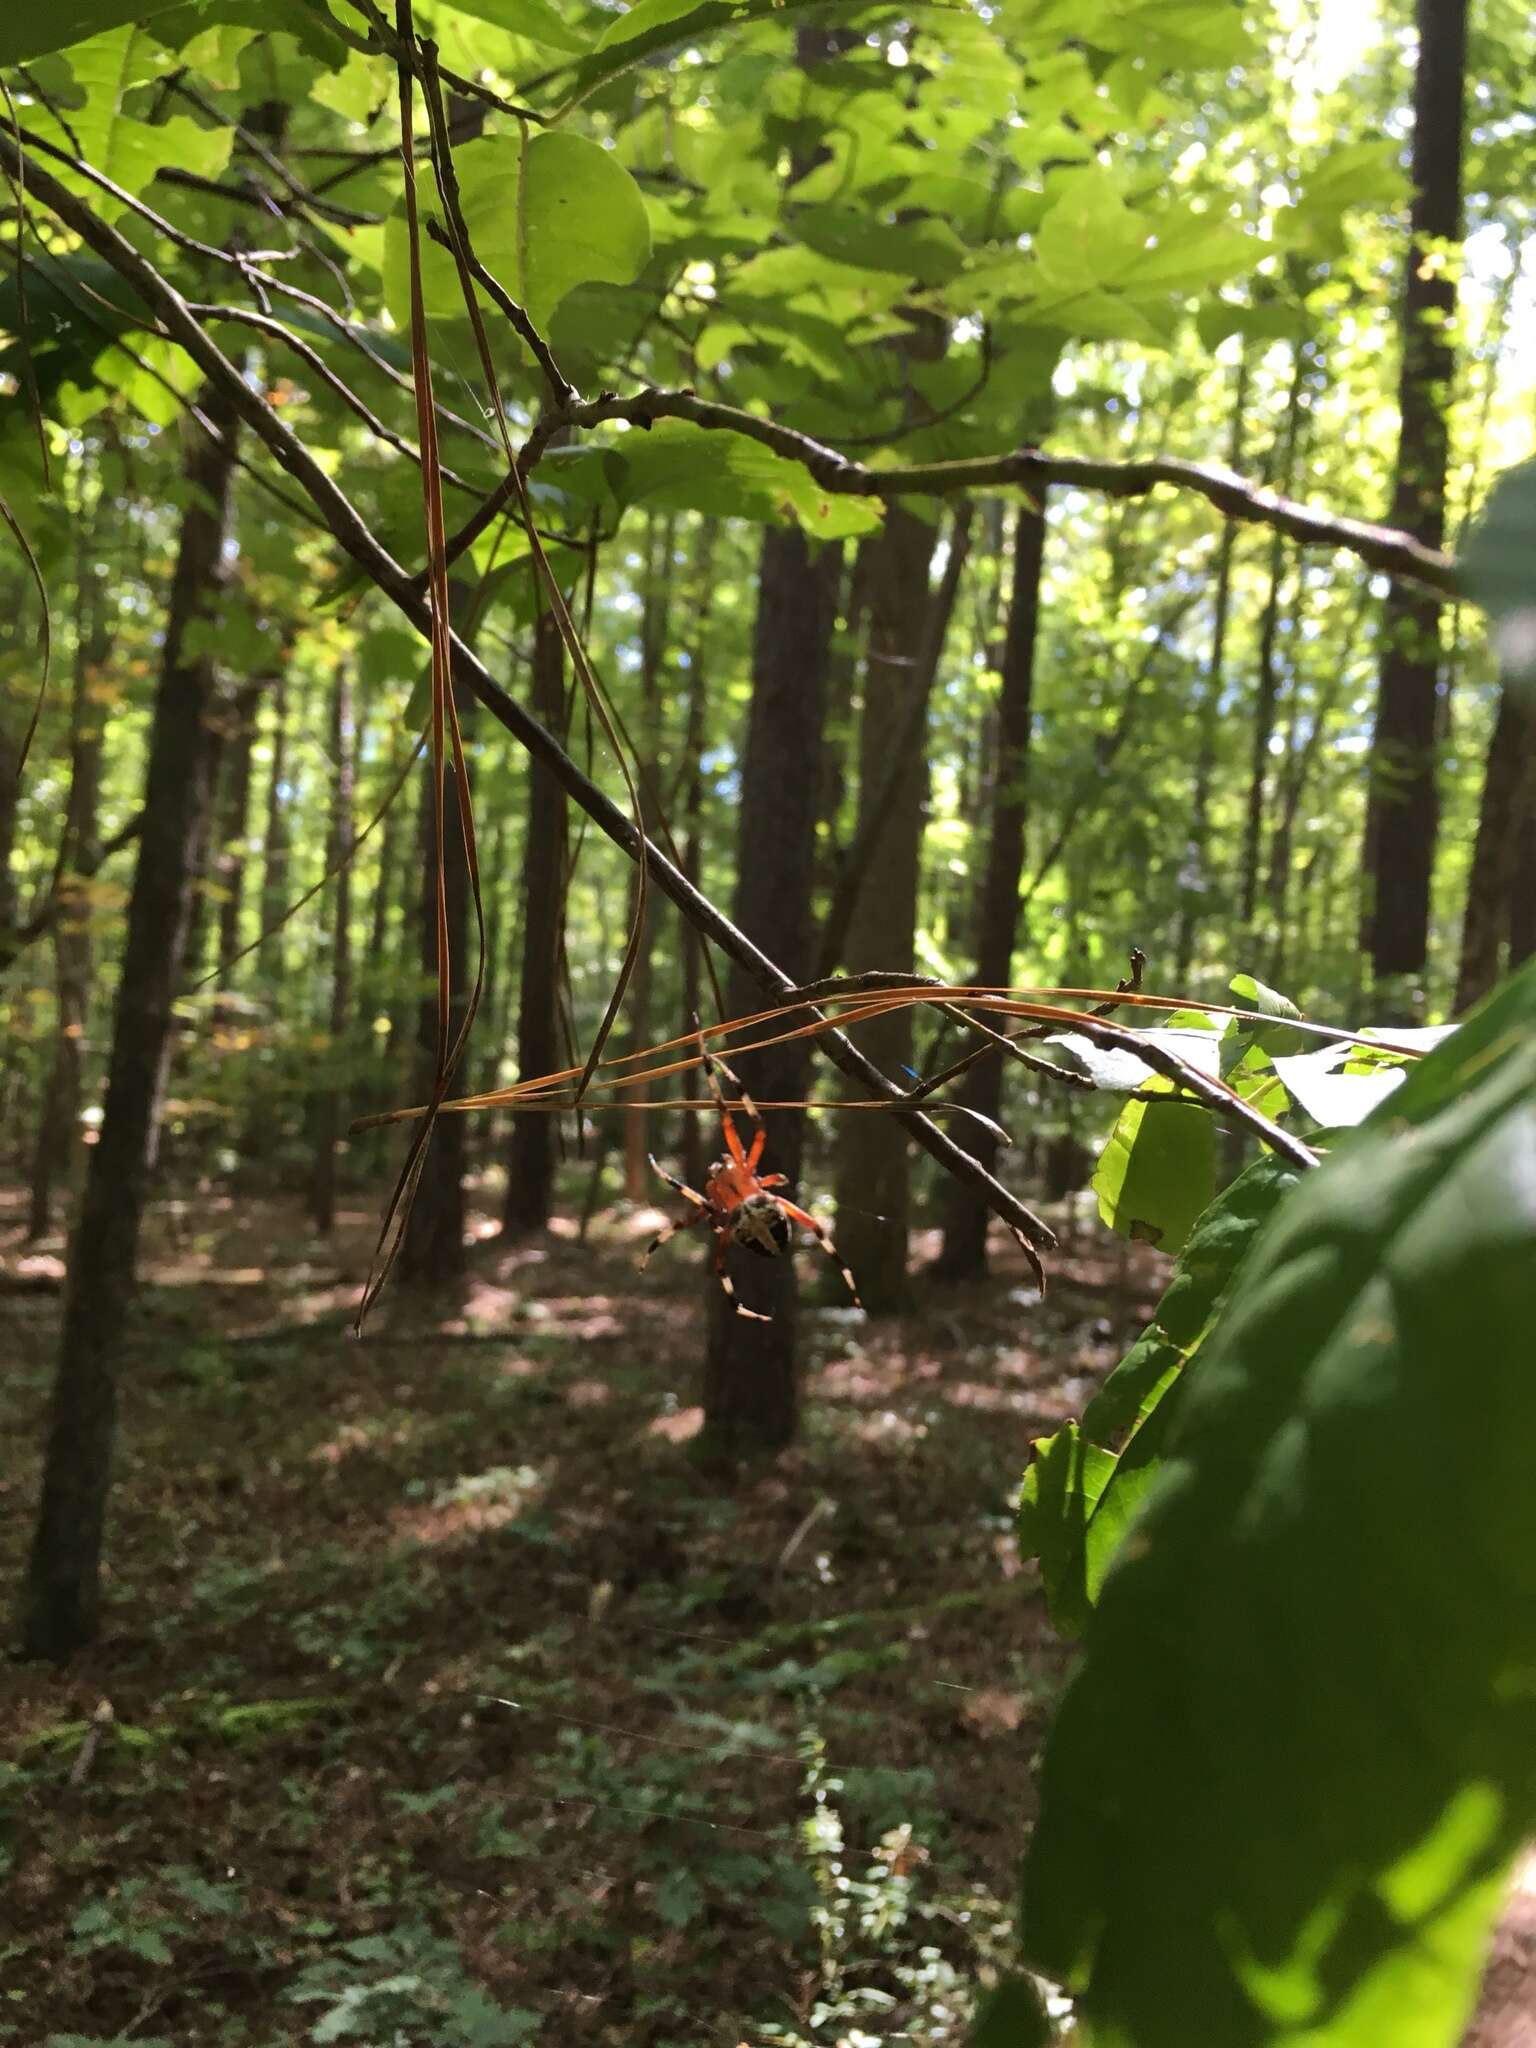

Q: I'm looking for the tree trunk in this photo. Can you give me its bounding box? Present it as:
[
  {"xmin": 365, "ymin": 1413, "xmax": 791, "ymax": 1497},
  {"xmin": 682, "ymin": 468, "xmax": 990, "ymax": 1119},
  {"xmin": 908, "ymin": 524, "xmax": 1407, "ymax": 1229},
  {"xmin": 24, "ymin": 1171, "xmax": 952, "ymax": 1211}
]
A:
[
  {"xmin": 934, "ymin": 495, "xmax": 1048, "ymax": 1282},
  {"xmin": 1175, "ymin": 344, "xmax": 1251, "ymax": 987},
  {"xmin": 678, "ymin": 519, "xmax": 718, "ymax": 1191},
  {"xmin": 1454, "ymin": 679, "xmax": 1536, "ymax": 1012},
  {"xmin": 20, "ymin": 387, "xmax": 238, "ymax": 1661},
  {"xmin": 701, "ymin": 526, "xmax": 839, "ymax": 1459},
  {"xmin": 502, "ymin": 606, "xmax": 568, "ymax": 1236},
  {"xmin": 212, "ymin": 684, "xmax": 258, "ymax": 980},
  {"xmin": 1239, "ymin": 350, "xmax": 1307, "ymax": 938},
  {"xmin": 1510, "ymin": 801, "xmax": 1536, "ymax": 969},
  {"xmin": 27, "ymin": 540, "xmax": 109, "ymax": 1242},
  {"xmin": 623, "ymin": 513, "xmax": 677, "ymax": 1200},
  {"xmin": 399, "ymin": 669, "xmax": 475, "ymax": 1288},
  {"xmin": 310, "ymin": 664, "xmax": 356, "ymax": 1231},
  {"xmin": 830, "ymin": 507, "xmax": 939, "ymax": 1315},
  {"xmin": 256, "ymin": 670, "xmax": 291, "ymax": 989},
  {"xmin": 1363, "ymin": 0, "xmax": 1468, "ymax": 987}
]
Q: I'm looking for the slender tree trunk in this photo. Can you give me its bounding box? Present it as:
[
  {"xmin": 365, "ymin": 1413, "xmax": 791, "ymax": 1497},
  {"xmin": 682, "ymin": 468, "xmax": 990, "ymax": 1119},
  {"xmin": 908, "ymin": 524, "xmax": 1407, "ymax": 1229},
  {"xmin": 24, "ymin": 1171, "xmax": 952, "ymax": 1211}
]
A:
[
  {"xmin": 1509, "ymin": 802, "xmax": 1536, "ymax": 968},
  {"xmin": 20, "ymin": 387, "xmax": 238, "ymax": 1660},
  {"xmin": 27, "ymin": 543, "xmax": 109, "ymax": 1241},
  {"xmin": 310, "ymin": 664, "xmax": 356, "ymax": 1231},
  {"xmin": 1175, "ymin": 344, "xmax": 1251, "ymax": 986},
  {"xmin": 1453, "ymin": 680, "xmax": 1536, "ymax": 1011},
  {"xmin": 399, "ymin": 668, "xmax": 475, "ymax": 1288},
  {"xmin": 623, "ymin": 513, "xmax": 677, "ymax": 1200},
  {"xmin": 830, "ymin": 507, "xmax": 939, "ymax": 1315},
  {"xmin": 502, "ymin": 606, "xmax": 567, "ymax": 1236},
  {"xmin": 678, "ymin": 519, "xmax": 718, "ymax": 1191},
  {"xmin": 1363, "ymin": 0, "xmax": 1468, "ymax": 988},
  {"xmin": 257, "ymin": 670, "xmax": 291, "ymax": 989},
  {"xmin": 1266, "ymin": 595, "xmax": 1367, "ymax": 986},
  {"xmin": 212, "ymin": 684, "xmax": 257, "ymax": 980},
  {"xmin": 934, "ymin": 496, "xmax": 1047, "ymax": 1281},
  {"xmin": 1239, "ymin": 351, "xmax": 1307, "ymax": 937},
  {"xmin": 701, "ymin": 526, "xmax": 840, "ymax": 1458}
]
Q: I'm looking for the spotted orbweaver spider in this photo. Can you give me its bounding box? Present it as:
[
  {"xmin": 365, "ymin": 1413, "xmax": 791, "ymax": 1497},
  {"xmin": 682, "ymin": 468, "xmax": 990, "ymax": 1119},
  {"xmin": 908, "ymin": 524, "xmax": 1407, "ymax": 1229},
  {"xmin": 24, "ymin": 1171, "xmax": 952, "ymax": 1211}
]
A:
[{"xmin": 641, "ymin": 1042, "xmax": 862, "ymax": 1322}]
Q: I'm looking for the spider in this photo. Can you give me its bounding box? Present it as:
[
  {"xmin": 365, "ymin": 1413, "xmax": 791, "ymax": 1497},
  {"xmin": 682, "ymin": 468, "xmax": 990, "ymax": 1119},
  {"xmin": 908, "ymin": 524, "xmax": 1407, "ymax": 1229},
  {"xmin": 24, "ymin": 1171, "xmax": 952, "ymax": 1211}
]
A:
[{"xmin": 640, "ymin": 1041, "xmax": 862, "ymax": 1322}]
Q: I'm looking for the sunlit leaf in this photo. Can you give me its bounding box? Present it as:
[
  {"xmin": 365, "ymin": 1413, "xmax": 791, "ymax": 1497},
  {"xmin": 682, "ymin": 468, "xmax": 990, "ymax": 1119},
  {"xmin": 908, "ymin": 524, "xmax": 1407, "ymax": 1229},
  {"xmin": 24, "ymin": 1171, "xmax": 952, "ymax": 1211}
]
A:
[
  {"xmin": 382, "ymin": 130, "xmax": 651, "ymax": 334},
  {"xmin": 1093, "ymin": 1097, "xmax": 1216, "ymax": 1252}
]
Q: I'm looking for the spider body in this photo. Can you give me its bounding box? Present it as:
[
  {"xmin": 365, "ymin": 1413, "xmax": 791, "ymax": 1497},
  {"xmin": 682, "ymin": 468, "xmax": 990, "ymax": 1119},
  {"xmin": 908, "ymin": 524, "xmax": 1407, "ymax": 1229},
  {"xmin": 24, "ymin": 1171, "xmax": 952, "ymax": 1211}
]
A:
[{"xmin": 641, "ymin": 1041, "xmax": 861, "ymax": 1322}]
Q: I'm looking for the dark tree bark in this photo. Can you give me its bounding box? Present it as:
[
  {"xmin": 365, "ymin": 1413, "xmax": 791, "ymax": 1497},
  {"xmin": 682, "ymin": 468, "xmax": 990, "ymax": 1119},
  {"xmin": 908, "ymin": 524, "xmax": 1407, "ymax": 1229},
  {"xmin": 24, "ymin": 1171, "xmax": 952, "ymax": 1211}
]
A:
[
  {"xmin": 310, "ymin": 664, "xmax": 356, "ymax": 1231},
  {"xmin": 1510, "ymin": 801, "xmax": 1536, "ymax": 969},
  {"xmin": 1363, "ymin": 0, "xmax": 1468, "ymax": 986},
  {"xmin": 1174, "ymin": 345, "xmax": 1251, "ymax": 986},
  {"xmin": 830, "ymin": 507, "xmax": 939, "ymax": 1315},
  {"xmin": 701, "ymin": 526, "xmax": 840, "ymax": 1459},
  {"xmin": 20, "ymin": 387, "xmax": 238, "ymax": 1660},
  {"xmin": 934, "ymin": 496, "xmax": 1048, "ymax": 1282},
  {"xmin": 502, "ymin": 605, "xmax": 567, "ymax": 1237},
  {"xmin": 399, "ymin": 670, "xmax": 476, "ymax": 1289},
  {"xmin": 1454, "ymin": 679, "xmax": 1536, "ymax": 1012},
  {"xmin": 27, "ymin": 537, "xmax": 109, "ymax": 1242}
]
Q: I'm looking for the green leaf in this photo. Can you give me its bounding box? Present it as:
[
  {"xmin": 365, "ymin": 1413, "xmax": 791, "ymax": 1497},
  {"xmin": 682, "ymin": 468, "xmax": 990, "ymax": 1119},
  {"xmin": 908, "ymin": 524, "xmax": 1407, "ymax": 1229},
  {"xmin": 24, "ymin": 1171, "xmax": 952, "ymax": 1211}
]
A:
[
  {"xmin": 794, "ymin": 205, "xmax": 969, "ymax": 285},
  {"xmin": 598, "ymin": 418, "xmax": 883, "ymax": 538},
  {"xmin": 25, "ymin": 25, "xmax": 234, "ymax": 219},
  {"xmin": 1019, "ymin": 1156, "xmax": 1299, "ymax": 1637},
  {"xmin": 654, "ymin": 1866, "xmax": 707, "ymax": 1928},
  {"xmin": 967, "ymin": 1974, "xmax": 1053, "ymax": 2048},
  {"xmin": 0, "ymin": 0, "xmax": 181, "ymax": 66},
  {"xmin": 1081, "ymin": 1154, "xmax": 1301, "ymax": 1447},
  {"xmin": 551, "ymin": 0, "xmax": 962, "ymax": 107},
  {"xmin": 1022, "ymin": 958, "xmax": 1536, "ymax": 2048},
  {"xmin": 383, "ymin": 130, "xmax": 651, "ymax": 334},
  {"xmin": 1093, "ymin": 1097, "xmax": 1216, "ymax": 1253},
  {"xmin": 1017, "ymin": 1426, "xmax": 1119, "ymax": 1638},
  {"xmin": 1461, "ymin": 457, "xmax": 1536, "ymax": 684},
  {"xmin": 439, "ymin": 0, "xmax": 589, "ymax": 52}
]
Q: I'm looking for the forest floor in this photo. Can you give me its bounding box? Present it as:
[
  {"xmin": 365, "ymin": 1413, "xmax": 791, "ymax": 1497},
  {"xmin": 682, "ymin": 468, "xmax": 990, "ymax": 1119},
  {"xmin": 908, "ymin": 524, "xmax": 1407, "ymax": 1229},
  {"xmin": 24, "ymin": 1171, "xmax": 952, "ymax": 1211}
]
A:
[{"xmin": 2, "ymin": 1183, "xmax": 1532, "ymax": 2048}]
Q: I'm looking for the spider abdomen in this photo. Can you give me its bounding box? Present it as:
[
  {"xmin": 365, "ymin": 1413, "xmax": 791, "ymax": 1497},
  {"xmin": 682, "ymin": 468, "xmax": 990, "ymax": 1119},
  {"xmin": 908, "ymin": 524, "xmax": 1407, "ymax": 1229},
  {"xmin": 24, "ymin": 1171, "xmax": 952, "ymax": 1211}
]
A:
[{"xmin": 732, "ymin": 1194, "xmax": 792, "ymax": 1257}]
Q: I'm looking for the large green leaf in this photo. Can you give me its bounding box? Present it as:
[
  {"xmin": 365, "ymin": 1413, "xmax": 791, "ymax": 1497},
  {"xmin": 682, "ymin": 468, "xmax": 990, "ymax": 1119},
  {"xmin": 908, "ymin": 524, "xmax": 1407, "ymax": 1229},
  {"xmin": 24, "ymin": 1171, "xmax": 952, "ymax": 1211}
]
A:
[
  {"xmin": 596, "ymin": 419, "xmax": 884, "ymax": 538},
  {"xmin": 1022, "ymin": 959, "xmax": 1536, "ymax": 2048},
  {"xmin": 0, "ymin": 0, "xmax": 178, "ymax": 66},
  {"xmin": 544, "ymin": 0, "xmax": 963, "ymax": 110},
  {"xmin": 382, "ymin": 131, "xmax": 651, "ymax": 335},
  {"xmin": 1092, "ymin": 1096, "xmax": 1216, "ymax": 1253},
  {"xmin": 23, "ymin": 25, "xmax": 234, "ymax": 218},
  {"xmin": 1018, "ymin": 1155, "xmax": 1298, "ymax": 1636},
  {"xmin": 440, "ymin": 0, "xmax": 590, "ymax": 51},
  {"xmin": 1460, "ymin": 457, "xmax": 1536, "ymax": 684}
]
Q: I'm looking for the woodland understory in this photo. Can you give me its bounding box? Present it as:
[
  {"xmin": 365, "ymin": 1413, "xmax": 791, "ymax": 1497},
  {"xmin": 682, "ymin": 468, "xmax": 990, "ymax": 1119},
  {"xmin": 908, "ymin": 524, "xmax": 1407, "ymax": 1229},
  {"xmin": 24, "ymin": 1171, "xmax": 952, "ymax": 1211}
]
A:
[{"xmin": 3, "ymin": 0, "xmax": 1536, "ymax": 2043}]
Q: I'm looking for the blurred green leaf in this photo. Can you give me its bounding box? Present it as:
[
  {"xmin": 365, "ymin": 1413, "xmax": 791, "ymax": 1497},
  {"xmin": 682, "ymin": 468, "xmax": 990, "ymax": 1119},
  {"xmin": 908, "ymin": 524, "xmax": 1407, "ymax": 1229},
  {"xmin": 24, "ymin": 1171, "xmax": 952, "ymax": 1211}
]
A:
[
  {"xmin": 1022, "ymin": 958, "xmax": 1536, "ymax": 2047},
  {"xmin": 1461, "ymin": 457, "xmax": 1536, "ymax": 684}
]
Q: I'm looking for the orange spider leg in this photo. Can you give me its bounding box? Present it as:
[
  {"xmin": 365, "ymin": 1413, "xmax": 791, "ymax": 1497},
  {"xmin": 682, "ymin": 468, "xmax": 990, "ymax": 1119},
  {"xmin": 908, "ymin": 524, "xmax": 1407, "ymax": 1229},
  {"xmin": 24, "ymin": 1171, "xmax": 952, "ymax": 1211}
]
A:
[
  {"xmin": 696, "ymin": 1028, "xmax": 766, "ymax": 1171},
  {"xmin": 777, "ymin": 1198, "xmax": 864, "ymax": 1310}
]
